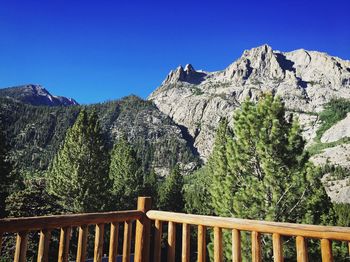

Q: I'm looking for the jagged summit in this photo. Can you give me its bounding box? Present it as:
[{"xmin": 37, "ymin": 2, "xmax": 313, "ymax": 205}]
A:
[
  {"xmin": 0, "ymin": 84, "xmax": 78, "ymax": 106},
  {"xmin": 149, "ymin": 45, "xmax": 350, "ymax": 160}
]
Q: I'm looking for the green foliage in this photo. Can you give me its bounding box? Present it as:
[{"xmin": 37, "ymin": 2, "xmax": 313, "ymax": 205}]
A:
[
  {"xmin": 316, "ymin": 98, "xmax": 350, "ymax": 139},
  {"xmin": 184, "ymin": 165, "xmax": 213, "ymax": 215},
  {"xmin": 158, "ymin": 165, "xmax": 184, "ymax": 212},
  {"xmin": 0, "ymin": 96, "xmax": 199, "ymax": 177},
  {"xmin": 47, "ymin": 110, "xmax": 110, "ymax": 213},
  {"xmin": 109, "ymin": 136, "xmax": 144, "ymax": 210},
  {"xmin": 207, "ymin": 94, "xmax": 333, "ymax": 260}
]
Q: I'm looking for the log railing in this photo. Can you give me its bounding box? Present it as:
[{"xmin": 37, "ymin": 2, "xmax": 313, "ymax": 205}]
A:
[
  {"xmin": 0, "ymin": 197, "xmax": 151, "ymax": 262},
  {"xmin": 146, "ymin": 210, "xmax": 350, "ymax": 262},
  {"xmin": 1, "ymin": 197, "xmax": 350, "ymax": 262}
]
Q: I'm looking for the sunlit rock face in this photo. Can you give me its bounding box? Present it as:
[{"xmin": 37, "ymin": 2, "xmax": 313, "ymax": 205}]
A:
[{"xmin": 149, "ymin": 44, "xmax": 350, "ymax": 160}]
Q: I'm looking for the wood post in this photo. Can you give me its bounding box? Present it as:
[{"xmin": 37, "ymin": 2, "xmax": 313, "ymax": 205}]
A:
[
  {"xmin": 14, "ymin": 231, "xmax": 28, "ymax": 262},
  {"xmin": 182, "ymin": 223, "xmax": 190, "ymax": 262},
  {"xmin": 94, "ymin": 224, "xmax": 105, "ymax": 262},
  {"xmin": 122, "ymin": 221, "xmax": 132, "ymax": 262},
  {"xmin": 197, "ymin": 225, "xmax": 206, "ymax": 262},
  {"xmin": 108, "ymin": 222, "xmax": 119, "ymax": 262},
  {"xmin": 251, "ymin": 231, "xmax": 262, "ymax": 262},
  {"xmin": 321, "ymin": 239, "xmax": 333, "ymax": 262},
  {"xmin": 153, "ymin": 220, "xmax": 162, "ymax": 262},
  {"xmin": 273, "ymin": 233, "xmax": 283, "ymax": 262},
  {"xmin": 58, "ymin": 227, "xmax": 71, "ymax": 262},
  {"xmin": 232, "ymin": 229, "xmax": 241, "ymax": 262},
  {"xmin": 167, "ymin": 221, "xmax": 176, "ymax": 262},
  {"xmin": 214, "ymin": 227, "xmax": 223, "ymax": 262},
  {"xmin": 134, "ymin": 196, "xmax": 152, "ymax": 262},
  {"xmin": 76, "ymin": 225, "xmax": 88, "ymax": 262},
  {"xmin": 37, "ymin": 229, "xmax": 51, "ymax": 262},
  {"xmin": 296, "ymin": 236, "xmax": 308, "ymax": 262}
]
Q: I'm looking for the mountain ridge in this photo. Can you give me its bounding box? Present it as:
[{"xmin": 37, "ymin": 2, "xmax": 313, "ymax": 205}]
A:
[{"xmin": 0, "ymin": 84, "xmax": 79, "ymax": 107}]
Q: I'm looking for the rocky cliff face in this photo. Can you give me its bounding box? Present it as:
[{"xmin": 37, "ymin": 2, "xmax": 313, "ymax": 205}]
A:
[
  {"xmin": 149, "ymin": 44, "xmax": 350, "ymax": 160},
  {"xmin": 0, "ymin": 84, "xmax": 78, "ymax": 106}
]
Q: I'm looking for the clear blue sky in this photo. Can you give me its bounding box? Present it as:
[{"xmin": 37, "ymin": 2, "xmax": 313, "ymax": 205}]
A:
[{"xmin": 0, "ymin": 0, "xmax": 349, "ymax": 104}]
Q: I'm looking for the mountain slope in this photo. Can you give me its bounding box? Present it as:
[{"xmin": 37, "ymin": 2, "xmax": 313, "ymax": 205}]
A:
[
  {"xmin": 149, "ymin": 44, "xmax": 350, "ymax": 160},
  {"xmin": 0, "ymin": 96, "xmax": 199, "ymax": 175},
  {"xmin": 0, "ymin": 84, "xmax": 78, "ymax": 106}
]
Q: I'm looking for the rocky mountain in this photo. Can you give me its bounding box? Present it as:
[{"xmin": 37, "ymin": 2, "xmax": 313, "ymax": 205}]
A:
[
  {"xmin": 149, "ymin": 44, "xmax": 350, "ymax": 203},
  {"xmin": 0, "ymin": 84, "xmax": 78, "ymax": 106},
  {"xmin": 149, "ymin": 44, "xmax": 350, "ymax": 160},
  {"xmin": 0, "ymin": 95, "xmax": 199, "ymax": 176}
]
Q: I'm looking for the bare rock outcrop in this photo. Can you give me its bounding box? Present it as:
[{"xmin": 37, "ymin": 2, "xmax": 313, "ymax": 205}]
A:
[
  {"xmin": 321, "ymin": 113, "xmax": 350, "ymax": 143},
  {"xmin": 149, "ymin": 45, "xmax": 350, "ymax": 160}
]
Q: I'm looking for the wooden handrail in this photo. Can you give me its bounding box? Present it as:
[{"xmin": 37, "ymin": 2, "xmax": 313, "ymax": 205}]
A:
[
  {"xmin": 146, "ymin": 210, "xmax": 350, "ymax": 241},
  {"xmin": 0, "ymin": 210, "xmax": 142, "ymax": 233}
]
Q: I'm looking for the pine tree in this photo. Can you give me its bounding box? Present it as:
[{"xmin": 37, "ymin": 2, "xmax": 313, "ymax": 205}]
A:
[
  {"xmin": 158, "ymin": 165, "xmax": 184, "ymax": 212},
  {"xmin": 109, "ymin": 136, "xmax": 144, "ymax": 210},
  {"xmin": 0, "ymin": 117, "xmax": 13, "ymax": 217},
  {"xmin": 47, "ymin": 109, "xmax": 110, "ymax": 213},
  {"xmin": 209, "ymin": 94, "xmax": 333, "ymax": 260}
]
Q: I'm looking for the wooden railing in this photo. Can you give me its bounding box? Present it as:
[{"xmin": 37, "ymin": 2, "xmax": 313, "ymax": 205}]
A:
[
  {"xmin": 147, "ymin": 210, "xmax": 350, "ymax": 262},
  {"xmin": 1, "ymin": 197, "xmax": 350, "ymax": 262},
  {"xmin": 0, "ymin": 197, "xmax": 151, "ymax": 262}
]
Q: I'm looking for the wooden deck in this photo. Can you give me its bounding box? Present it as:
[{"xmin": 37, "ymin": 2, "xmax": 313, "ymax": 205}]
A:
[{"xmin": 0, "ymin": 197, "xmax": 349, "ymax": 262}]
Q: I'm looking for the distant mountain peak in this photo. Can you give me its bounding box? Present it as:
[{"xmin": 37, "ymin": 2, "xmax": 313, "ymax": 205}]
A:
[{"xmin": 0, "ymin": 84, "xmax": 78, "ymax": 106}]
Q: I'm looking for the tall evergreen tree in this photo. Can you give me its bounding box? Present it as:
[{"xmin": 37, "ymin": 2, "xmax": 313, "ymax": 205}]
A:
[
  {"xmin": 47, "ymin": 110, "xmax": 110, "ymax": 213},
  {"xmin": 158, "ymin": 165, "xmax": 184, "ymax": 212},
  {"xmin": 209, "ymin": 94, "xmax": 333, "ymax": 260},
  {"xmin": 0, "ymin": 116, "xmax": 13, "ymax": 217},
  {"xmin": 109, "ymin": 136, "xmax": 144, "ymax": 210}
]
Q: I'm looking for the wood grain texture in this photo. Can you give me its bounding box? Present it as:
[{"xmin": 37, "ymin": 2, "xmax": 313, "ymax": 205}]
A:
[
  {"xmin": 76, "ymin": 225, "xmax": 88, "ymax": 262},
  {"xmin": 321, "ymin": 239, "xmax": 333, "ymax": 262},
  {"xmin": 146, "ymin": 211, "xmax": 350, "ymax": 241},
  {"xmin": 296, "ymin": 236, "xmax": 308, "ymax": 262},
  {"xmin": 14, "ymin": 231, "xmax": 28, "ymax": 262},
  {"xmin": 0, "ymin": 210, "xmax": 142, "ymax": 233},
  {"xmin": 122, "ymin": 221, "xmax": 132, "ymax": 262},
  {"xmin": 251, "ymin": 231, "xmax": 262, "ymax": 262},
  {"xmin": 182, "ymin": 223, "xmax": 190, "ymax": 262},
  {"xmin": 37, "ymin": 229, "xmax": 51, "ymax": 262},
  {"xmin": 214, "ymin": 227, "xmax": 222, "ymax": 262},
  {"xmin": 58, "ymin": 227, "xmax": 71, "ymax": 262},
  {"xmin": 167, "ymin": 221, "xmax": 176, "ymax": 262},
  {"xmin": 108, "ymin": 222, "xmax": 119, "ymax": 262},
  {"xmin": 272, "ymin": 233, "xmax": 283, "ymax": 262},
  {"xmin": 232, "ymin": 229, "xmax": 241, "ymax": 262},
  {"xmin": 197, "ymin": 225, "xmax": 206, "ymax": 262},
  {"xmin": 153, "ymin": 220, "xmax": 162, "ymax": 262},
  {"xmin": 94, "ymin": 224, "xmax": 104, "ymax": 262},
  {"xmin": 134, "ymin": 197, "xmax": 151, "ymax": 262}
]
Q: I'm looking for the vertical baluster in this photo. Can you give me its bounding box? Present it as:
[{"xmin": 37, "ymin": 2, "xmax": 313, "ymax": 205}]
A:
[
  {"xmin": 108, "ymin": 222, "xmax": 119, "ymax": 262},
  {"xmin": 37, "ymin": 229, "xmax": 51, "ymax": 262},
  {"xmin": 214, "ymin": 227, "xmax": 223, "ymax": 262},
  {"xmin": 58, "ymin": 227, "xmax": 71, "ymax": 262},
  {"xmin": 153, "ymin": 220, "xmax": 162, "ymax": 262},
  {"xmin": 94, "ymin": 224, "xmax": 104, "ymax": 262},
  {"xmin": 232, "ymin": 229, "xmax": 241, "ymax": 262},
  {"xmin": 197, "ymin": 225, "xmax": 206, "ymax": 262},
  {"xmin": 122, "ymin": 221, "xmax": 132, "ymax": 262},
  {"xmin": 14, "ymin": 231, "xmax": 28, "ymax": 262},
  {"xmin": 296, "ymin": 236, "xmax": 308, "ymax": 262},
  {"xmin": 321, "ymin": 239, "xmax": 333, "ymax": 262},
  {"xmin": 182, "ymin": 223, "xmax": 190, "ymax": 262},
  {"xmin": 251, "ymin": 231, "xmax": 262, "ymax": 262},
  {"xmin": 167, "ymin": 221, "xmax": 176, "ymax": 262},
  {"xmin": 76, "ymin": 225, "xmax": 88, "ymax": 262},
  {"xmin": 273, "ymin": 233, "xmax": 283, "ymax": 262}
]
